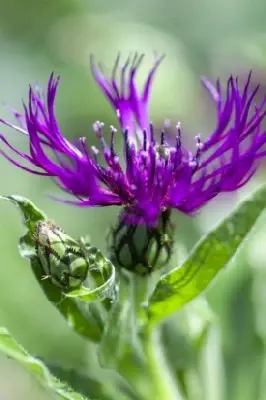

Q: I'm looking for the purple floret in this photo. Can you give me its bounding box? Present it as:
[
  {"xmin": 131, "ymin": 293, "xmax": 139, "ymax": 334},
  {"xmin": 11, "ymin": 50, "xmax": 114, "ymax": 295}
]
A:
[{"xmin": 1, "ymin": 54, "xmax": 266, "ymax": 226}]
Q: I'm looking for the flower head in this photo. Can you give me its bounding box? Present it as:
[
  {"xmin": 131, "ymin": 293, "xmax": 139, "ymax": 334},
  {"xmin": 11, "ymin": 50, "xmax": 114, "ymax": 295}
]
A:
[{"xmin": 1, "ymin": 54, "xmax": 266, "ymax": 226}]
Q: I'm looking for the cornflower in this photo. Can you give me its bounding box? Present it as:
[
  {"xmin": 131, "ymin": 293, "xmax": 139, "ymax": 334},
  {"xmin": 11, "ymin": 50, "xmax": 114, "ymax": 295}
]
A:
[{"xmin": 1, "ymin": 54, "xmax": 266, "ymax": 227}]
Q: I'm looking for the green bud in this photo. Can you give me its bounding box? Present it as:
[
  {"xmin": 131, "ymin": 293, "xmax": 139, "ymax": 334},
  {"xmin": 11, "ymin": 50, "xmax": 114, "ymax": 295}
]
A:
[
  {"xmin": 108, "ymin": 209, "xmax": 174, "ymax": 275},
  {"xmin": 34, "ymin": 220, "xmax": 89, "ymax": 290}
]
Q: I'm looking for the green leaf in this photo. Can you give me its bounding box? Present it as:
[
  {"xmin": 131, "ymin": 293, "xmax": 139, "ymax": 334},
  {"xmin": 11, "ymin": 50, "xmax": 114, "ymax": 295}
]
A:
[
  {"xmin": 148, "ymin": 184, "xmax": 266, "ymax": 324},
  {"xmin": 0, "ymin": 195, "xmax": 114, "ymax": 342},
  {"xmin": 0, "ymin": 327, "xmax": 88, "ymax": 400},
  {"xmin": 43, "ymin": 359, "xmax": 139, "ymax": 400},
  {"xmin": 1, "ymin": 195, "xmax": 47, "ymax": 258},
  {"xmin": 161, "ymin": 299, "xmax": 213, "ymax": 398}
]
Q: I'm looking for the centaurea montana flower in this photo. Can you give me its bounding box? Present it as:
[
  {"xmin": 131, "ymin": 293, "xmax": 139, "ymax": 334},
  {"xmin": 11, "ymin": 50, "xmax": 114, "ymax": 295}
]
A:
[{"xmin": 1, "ymin": 54, "xmax": 266, "ymax": 227}]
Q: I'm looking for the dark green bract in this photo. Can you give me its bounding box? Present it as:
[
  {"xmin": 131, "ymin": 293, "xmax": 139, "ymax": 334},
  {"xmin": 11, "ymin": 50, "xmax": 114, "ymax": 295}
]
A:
[{"xmin": 109, "ymin": 209, "xmax": 174, "ymax": 274}]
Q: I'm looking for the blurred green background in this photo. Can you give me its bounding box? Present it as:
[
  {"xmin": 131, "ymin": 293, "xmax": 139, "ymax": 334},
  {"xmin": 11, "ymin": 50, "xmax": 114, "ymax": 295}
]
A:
[{"xmin": 1, "ymin": 0, "xmax": 266, "ymax": 399}]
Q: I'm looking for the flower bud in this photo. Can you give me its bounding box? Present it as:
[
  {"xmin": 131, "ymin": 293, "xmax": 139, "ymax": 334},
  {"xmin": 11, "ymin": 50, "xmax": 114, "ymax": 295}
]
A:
[
  {"xmin": 34, "ymin": 220, "xmax": 89, "ymax": 290},
  {"xmin": 109, "ymin": 210, "xmax": 174, "ymax": 274}
]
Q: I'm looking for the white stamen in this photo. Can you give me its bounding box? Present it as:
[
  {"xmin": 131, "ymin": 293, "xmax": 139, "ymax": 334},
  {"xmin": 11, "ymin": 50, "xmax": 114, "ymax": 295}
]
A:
[
  {"xmin": 110, "ymin": 125, "xmax": 117, "ymax": 133},
  {"xmin": 91, "ymin": 145, "xmax": 99, "ymax": 155},
  {"xmin": 196, "ymin": 142, "xmax": 203, "ymax": 149},
  {"xmin": 92, "ymin": 120, "xmax": 104, "ymax": 132},
  {"xmin": 195, "ymin": 134, "xmax": 203, "ymax": 149}
]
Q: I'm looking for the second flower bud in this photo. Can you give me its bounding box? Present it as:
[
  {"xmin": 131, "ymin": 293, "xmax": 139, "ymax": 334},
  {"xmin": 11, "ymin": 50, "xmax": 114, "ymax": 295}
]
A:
[{"xmin": 34, "ymin": 220, "xmax": 90, "ymax": 290}]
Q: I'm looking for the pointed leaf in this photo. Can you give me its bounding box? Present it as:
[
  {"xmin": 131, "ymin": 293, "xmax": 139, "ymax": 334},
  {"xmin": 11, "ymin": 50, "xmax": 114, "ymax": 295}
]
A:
[
  {"xmin": 149, "ymin": 184, "xmax": 266, "ymax": 324},
  {"xmin": 0, "ymin": 327, "xmax": 88, "ymax": 400},
  {"xmin": 40, "ymin": 359, "xmax": 135, "ymax": 400}
]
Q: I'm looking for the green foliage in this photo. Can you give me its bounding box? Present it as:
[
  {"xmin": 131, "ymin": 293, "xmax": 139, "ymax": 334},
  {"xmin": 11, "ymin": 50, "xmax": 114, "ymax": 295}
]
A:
[
  {"xmin": 99, "ymin": 271, "xmax": 147, "ymax": 369},
  {"xmin": 0, "ymin": 327, "xmax": 88, "ymax": 400},
  {"xmin": 2, "ymin": 183, "xmax": 266, "ymax": 399},
  {"xmin": 99, "ymin": 270, "xmax": 181, "ymax": 400},
  {"xmin": 148, "ymin": 184, "xmax": 266, "ymax": 324},
  {"xmin": 0, "ymin": 195, "xmax": 115, "ymax": 342},
  {"xmin": 41, "ymin": 361, "xmax": 139, "ymax": 400}
]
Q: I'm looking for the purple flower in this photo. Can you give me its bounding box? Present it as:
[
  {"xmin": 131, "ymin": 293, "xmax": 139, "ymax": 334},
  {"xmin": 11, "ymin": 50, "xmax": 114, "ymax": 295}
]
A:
[{"xmin": 1, "ymin": 54, "xmax": 266, "ymax": 226}]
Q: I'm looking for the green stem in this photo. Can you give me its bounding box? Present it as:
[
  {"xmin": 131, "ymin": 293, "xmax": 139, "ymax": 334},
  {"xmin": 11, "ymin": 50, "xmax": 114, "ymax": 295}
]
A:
[
  {"xmin": 142, "ymin": 326, "xmax": 182, "ymax": 400},
  {"xmin": 118, "ymin": 269, "xmax": 150, "ymax": 326},
  {"xmin": 102, "ymin": 270, "xmax": 181, "ymax": 400},
  {"xmin": 115, "ymin": 271, "xmax": 179, "ymax": 400}
]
